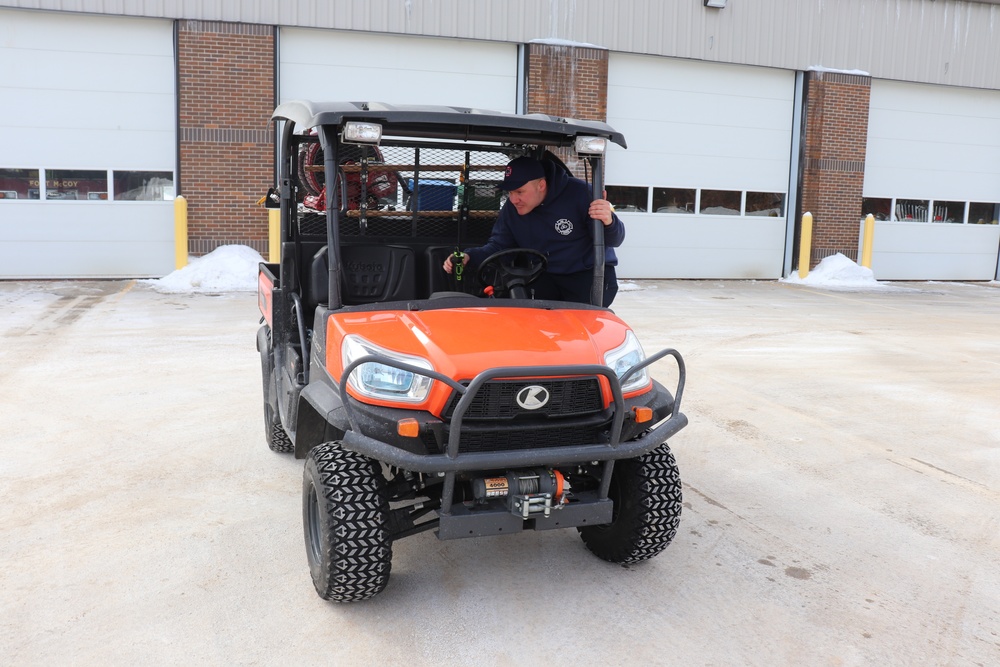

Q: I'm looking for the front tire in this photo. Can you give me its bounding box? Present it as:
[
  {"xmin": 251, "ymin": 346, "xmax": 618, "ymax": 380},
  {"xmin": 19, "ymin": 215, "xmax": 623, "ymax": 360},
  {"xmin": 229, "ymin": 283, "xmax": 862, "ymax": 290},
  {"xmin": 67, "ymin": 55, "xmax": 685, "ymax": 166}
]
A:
[
  {"xmin": 303, "ymin": 442, "xmax": 392, "ymax": 601},
  {"xmin": 579, "ymin": 444, "xmax": 682, "ymax": 564}
]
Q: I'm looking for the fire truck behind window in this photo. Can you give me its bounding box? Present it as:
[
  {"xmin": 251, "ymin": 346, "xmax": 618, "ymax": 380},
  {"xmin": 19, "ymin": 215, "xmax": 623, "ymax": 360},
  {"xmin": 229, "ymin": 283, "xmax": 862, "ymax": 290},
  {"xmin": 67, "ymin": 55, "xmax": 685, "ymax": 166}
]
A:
[
  {"xmin": 0, "ymin": 169, "xmax": 41, "ymax": 200},
  {"xmin": 45, "ymin": 170, "xmax": 108, "ymax": 200}
]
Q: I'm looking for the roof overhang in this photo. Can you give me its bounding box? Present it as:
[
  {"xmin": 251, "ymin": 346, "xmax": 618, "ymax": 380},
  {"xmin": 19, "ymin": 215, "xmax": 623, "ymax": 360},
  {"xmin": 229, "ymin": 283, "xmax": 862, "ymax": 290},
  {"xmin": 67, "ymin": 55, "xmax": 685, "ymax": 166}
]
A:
[{"xmin": 271, "ymin": 100, "xmax": 627, "ymax": 149}]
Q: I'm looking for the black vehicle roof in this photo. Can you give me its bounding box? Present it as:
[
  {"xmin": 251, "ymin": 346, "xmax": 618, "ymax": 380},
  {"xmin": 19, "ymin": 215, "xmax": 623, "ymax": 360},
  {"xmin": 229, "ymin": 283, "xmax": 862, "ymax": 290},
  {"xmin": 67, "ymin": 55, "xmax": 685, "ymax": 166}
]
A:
[{"xmin": 271, "ymin": 100, "xmax": 627, "ymax": 148}]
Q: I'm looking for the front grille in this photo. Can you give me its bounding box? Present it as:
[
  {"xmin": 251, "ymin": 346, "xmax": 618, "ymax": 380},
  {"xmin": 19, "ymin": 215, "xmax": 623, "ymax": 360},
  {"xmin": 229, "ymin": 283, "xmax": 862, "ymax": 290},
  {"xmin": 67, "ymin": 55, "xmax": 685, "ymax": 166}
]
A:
[
  {"xmin": 429, "ymin": 377, "xmax": 609, "ymax": 454},
  {"xmin": 444, "ymin": 377, "xmax": 603, "ymax": 420},
  {"xmin": 453, "ymin": 424, "xmax": 606, "ymax": 453},
  {"xmin": 424, "ymin": 423, "xmax": 608, "ymax": 455}
]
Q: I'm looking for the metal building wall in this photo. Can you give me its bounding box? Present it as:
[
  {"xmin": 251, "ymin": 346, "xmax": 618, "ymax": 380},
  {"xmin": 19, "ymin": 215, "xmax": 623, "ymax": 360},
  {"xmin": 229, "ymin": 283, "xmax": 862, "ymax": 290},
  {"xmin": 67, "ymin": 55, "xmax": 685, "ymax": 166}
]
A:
[{"xmin": 2, "ymin": 0, "xmax": 999, "ymax": 89}]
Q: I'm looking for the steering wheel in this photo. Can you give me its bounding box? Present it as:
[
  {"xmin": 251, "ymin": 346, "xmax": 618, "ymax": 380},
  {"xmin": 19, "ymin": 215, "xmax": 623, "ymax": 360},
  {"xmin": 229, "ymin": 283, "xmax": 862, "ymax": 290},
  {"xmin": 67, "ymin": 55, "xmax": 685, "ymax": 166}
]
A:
[{"xmin": 476, "ymin": 248, "xmax": 548, "ymax": 299}]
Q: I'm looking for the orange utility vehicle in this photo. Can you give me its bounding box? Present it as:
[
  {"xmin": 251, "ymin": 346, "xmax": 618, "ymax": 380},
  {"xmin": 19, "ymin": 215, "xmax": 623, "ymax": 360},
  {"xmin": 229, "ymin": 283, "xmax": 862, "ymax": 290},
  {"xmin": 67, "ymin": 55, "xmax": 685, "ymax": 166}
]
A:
[{"xmin": 256, "ymin": 101, "xmax": 688, "ymax": 602}]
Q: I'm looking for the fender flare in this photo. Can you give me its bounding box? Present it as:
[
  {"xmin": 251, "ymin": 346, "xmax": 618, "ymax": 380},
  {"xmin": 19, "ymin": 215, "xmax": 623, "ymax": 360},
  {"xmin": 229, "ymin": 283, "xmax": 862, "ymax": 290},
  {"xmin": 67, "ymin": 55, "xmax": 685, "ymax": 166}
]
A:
[{"xmin": 294, "ymin": 378, "xmax": 348, "ymax": 458}]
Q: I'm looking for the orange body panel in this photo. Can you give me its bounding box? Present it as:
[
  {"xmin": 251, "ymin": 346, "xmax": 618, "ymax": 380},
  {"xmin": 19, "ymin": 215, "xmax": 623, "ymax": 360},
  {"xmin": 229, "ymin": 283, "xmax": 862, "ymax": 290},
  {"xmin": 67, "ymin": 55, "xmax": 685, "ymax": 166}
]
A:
[
  {"xmin": 325, "ymin": 306, "xmax": 650, "ymax": 416},
  {"xmin": 258, "ymin": 271, "xmax": 273, "ymax": 327}
]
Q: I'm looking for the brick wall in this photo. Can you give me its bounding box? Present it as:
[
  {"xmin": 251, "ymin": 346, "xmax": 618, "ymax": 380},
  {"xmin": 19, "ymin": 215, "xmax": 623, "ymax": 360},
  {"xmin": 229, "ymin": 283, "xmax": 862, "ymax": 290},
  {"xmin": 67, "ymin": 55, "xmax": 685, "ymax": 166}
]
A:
[
  {"xmin": 800, "ymin": 71, "xmax": 872, "ymax": 266},
  {"xmin": 525, "ymin": 43, "xmax": 609, "ymax": 178},
  {"xmin": 177, "ymin": 20, "xmax": 275, "ymax": 256}
]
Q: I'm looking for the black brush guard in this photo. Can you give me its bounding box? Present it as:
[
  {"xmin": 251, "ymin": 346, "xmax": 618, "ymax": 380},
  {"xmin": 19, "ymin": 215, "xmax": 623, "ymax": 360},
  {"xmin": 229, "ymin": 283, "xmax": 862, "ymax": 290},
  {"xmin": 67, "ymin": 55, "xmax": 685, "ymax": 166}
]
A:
[{"xmin": 337, "ymin": 348, "xmax": 687, "ymax": 539}]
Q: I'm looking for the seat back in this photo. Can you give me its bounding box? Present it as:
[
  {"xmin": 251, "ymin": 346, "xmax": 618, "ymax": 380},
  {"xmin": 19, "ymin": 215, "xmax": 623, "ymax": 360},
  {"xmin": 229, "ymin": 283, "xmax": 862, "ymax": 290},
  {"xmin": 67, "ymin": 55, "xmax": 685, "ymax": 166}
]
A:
[{"xmin": 309, "ymin": 244, "xmax": 417, "ymax": 306}]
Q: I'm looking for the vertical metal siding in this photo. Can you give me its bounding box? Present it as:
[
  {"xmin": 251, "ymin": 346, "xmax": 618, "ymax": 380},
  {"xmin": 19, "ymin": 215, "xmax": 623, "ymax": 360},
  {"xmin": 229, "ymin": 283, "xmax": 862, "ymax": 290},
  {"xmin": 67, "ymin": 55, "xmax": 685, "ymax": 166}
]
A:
[{"xmin": 3, "ymin": 0, "xmax": 999, "ymax": 88}]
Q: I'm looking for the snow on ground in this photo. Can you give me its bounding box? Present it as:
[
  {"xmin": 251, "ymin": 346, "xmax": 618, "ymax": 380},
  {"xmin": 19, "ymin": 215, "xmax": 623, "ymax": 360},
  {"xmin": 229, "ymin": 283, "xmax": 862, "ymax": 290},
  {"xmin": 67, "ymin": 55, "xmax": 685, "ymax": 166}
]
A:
[
  {"xmin": 780, "ymin": 252, "xmax": 906, "ymax": 291},
  {"xmin": 143, "ymin": 245, "xmax": 263, "ymax": 293}
]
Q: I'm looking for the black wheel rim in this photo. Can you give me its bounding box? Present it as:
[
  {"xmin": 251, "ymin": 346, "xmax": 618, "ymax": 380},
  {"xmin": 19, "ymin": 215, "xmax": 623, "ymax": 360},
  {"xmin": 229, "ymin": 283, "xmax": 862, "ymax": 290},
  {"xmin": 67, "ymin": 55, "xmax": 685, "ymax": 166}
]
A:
[{"xmin": 305, "ymin": 481, "xmax": 322, "ymax": 566}]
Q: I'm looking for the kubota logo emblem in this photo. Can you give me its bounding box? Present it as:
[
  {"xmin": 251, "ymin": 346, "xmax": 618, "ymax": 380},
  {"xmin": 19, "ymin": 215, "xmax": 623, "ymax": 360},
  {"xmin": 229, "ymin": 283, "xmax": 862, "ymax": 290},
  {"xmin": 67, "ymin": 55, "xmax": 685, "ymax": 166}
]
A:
[{"xmin": 515, "ymin": 385, "xmax": 550, "ymax": 410}]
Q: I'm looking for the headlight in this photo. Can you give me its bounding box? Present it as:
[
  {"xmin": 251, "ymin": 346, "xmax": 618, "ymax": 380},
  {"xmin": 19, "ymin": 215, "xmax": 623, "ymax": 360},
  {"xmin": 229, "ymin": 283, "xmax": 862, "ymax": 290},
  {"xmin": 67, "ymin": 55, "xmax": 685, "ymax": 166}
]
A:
[
  {"xmin": 342, "ymin": 335, "xmax": 434, "ymax": 403},
  {"xmin": 604, "ymin": 330, "xmax": 649, "ymax": 394},
  {"xmin": 575, "ymin": 136, "xmax": 608, "ymax": 155},
  {"xmin": 341, "ymin": 121, "xmax": 382, "ymax": 144}
]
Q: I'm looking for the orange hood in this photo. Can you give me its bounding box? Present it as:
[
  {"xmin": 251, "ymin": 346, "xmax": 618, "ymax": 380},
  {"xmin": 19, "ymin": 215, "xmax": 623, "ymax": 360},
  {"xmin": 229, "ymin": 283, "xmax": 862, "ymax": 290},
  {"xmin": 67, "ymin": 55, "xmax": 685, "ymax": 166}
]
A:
[{"xmin": 326, "ymin": 306, "xmax": 634, "ymax": 414}]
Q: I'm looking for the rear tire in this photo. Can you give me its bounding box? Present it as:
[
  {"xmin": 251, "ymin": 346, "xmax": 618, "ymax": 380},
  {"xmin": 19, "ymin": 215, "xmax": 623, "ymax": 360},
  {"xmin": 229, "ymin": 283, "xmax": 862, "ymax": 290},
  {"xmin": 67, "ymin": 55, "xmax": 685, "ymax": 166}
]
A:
[
  {"xmin": 264, "ymin": 403, "xmax": 293, "ymax": 453},
  {"xmin": 303, "ymin": 442, "xmax": 392, "ymax": 601},
  {"xmin": 579, "ymin": 444, "xmax": 682, "ymax": 564},
  {"xmin": 263, "ymin": 364, "xmax": 293, "ymax": 454}
]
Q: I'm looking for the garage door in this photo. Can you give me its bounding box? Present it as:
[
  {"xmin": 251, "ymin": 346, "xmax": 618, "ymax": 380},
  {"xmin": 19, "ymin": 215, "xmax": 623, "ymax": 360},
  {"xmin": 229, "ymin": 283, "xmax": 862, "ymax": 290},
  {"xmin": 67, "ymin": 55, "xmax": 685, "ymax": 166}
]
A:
[
  {"xmin": 0, "ymin": 9, "xmax": 176, "ymax": 279},
  {"xmin": 279, "ymin": 29, "xmax": 518, "ymax": 111},
  {"xmin": 605, "ymin": 53, "xmax": 796, "ymax": 279},
  {"xmin": 863, "ymin": 80, "xmax": 1000, "ymax": 280}
]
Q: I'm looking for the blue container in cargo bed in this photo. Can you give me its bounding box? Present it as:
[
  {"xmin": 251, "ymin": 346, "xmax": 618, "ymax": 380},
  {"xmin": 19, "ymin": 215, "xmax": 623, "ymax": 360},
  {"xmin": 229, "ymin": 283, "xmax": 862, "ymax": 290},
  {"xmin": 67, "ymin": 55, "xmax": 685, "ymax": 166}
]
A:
[{"xmin": 407, "ymin": 178, "xmax": 456, "ymax": 211}]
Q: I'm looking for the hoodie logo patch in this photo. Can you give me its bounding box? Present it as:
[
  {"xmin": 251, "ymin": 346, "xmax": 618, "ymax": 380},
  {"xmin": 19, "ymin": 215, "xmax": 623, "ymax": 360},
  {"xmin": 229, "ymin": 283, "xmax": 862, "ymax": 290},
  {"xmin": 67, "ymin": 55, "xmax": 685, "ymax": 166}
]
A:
[{"xmin": 555, "ymin": 219, "xmax": 573, "ymax": 235}]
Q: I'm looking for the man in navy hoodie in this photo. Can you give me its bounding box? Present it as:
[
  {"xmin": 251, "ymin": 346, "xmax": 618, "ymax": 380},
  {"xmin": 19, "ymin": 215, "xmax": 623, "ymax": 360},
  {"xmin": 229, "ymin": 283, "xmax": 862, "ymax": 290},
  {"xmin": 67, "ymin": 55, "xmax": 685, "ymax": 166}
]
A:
[{"xmin": 443, "ymin": 156, "xmax": 624, "ymax": 306}]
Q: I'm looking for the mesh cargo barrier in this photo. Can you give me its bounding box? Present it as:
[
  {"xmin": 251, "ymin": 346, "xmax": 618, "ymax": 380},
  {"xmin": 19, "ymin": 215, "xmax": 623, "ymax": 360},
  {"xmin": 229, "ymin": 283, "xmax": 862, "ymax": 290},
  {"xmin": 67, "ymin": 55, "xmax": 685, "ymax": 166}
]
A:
[{"xmin": 292, "ymin": 138, "xmax": 512, "ymax": 247}]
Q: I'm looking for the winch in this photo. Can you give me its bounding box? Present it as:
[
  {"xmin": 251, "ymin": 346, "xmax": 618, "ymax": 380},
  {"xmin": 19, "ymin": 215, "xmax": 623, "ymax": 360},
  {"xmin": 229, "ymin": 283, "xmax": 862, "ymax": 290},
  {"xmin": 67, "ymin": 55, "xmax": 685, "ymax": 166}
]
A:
[{"xmin": 471, "ymin": 468, "xmax": 571, "ymax": 518}]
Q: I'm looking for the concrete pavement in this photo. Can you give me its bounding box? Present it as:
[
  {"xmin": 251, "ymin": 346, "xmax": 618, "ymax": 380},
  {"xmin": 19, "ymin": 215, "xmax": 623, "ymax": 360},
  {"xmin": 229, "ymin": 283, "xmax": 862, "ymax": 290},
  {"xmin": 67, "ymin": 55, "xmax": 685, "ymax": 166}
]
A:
[{"xmin": 1, "ymin": 278, "xmax": 998, "ymax": 665}]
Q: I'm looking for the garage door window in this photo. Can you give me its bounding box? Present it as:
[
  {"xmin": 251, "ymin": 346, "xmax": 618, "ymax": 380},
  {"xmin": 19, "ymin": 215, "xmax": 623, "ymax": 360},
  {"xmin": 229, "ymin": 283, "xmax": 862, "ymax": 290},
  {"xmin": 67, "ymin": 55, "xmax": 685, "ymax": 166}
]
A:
[
  {"xmin": 113, "ymin": 171, "xmax": 175, "ymax": 201},
  {"xmin": 699, "ymin": 190, "xmax": 741, "ymax": 216},
  {"xmin": 864, "ymin": 197, "xmax": 997, "ymax": 224},
  {"xmin": 606, "ymin": 185, "xmax": 649, "ymax": 212},
  {"xmin": 652, "ymin": 187, "xmax": 695, "ymax": 213},
  {"xmin": 3, "ymin": 169, "xmax": 176, "ymax": 202},
  {"xmin": 969, "ymin": 202, "xmax": 1000, "ymax": 225},
  {"xmin": 863, "ymin": 197, "xmax": 892, "ymax": 221},
  {"xmin": 932, "ymin": 201, "xmax": 965, "ymax": 223},
  {"xmin": 45, "ymin": 169, "xmax": 108, "ymax": 201},
  {"xmin": 610, "ymin": 185, "xmax": 789, "ymax": 217},
  {"xmin": 0, "ymin": 169, "xmax": 40, "ymax": 200},
  {"xmin": 745, "ymin": 192, "xmax": 785, "ymax": 217},
  {"xmin": 894, "ymin": 199, "xmax": 929, "ymax": 222}
]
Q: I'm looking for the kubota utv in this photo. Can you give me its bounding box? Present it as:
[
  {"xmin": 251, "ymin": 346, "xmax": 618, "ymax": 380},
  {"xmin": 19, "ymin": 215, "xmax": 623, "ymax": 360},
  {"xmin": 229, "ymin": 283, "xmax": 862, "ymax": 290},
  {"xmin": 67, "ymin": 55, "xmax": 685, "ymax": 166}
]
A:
[{"xmin": 256, "ymin": 101, "xmax": 688, "ymax": 601}]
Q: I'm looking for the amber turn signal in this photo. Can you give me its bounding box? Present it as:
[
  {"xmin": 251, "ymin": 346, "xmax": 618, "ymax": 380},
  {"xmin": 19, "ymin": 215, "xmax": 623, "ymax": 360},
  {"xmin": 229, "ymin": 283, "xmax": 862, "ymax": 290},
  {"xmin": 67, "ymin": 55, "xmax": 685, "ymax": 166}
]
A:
[
  {"xmin": 633, "ymin": 406, "xmax": 653, "ymax": 424},
  {"xmin": 397, "ymin": 418, "xmax": 421, "ymax": 438}
]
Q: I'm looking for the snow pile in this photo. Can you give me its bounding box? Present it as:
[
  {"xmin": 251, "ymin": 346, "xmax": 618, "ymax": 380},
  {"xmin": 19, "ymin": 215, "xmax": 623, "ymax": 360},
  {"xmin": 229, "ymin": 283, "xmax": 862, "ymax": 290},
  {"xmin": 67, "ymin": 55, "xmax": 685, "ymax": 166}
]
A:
[
  {"xmin": 144, "ymin": 245, "xmax": 263, "ymax": 293},
  {"xmin": 617, "ymin": 280, "xmax": 646, "ymax": 292},
  {"xmin": 780, "ymin": 253, "xmax": 883, "ymax": 290}
]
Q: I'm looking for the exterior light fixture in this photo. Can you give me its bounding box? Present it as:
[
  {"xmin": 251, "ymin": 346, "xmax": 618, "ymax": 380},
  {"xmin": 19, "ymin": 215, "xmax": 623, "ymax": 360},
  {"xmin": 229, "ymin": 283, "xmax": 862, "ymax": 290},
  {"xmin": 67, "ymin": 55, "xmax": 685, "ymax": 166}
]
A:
[
  {"xmin": 574, "ymin": 136, "xmax": 607, "ymax": 155},
  {"xmin": 341, "ymin": 121, "xmax": 382, "ymax": 144},
  {"xmin": 704, "ymin": 0, "xmax": 727, "ymax": 7}
]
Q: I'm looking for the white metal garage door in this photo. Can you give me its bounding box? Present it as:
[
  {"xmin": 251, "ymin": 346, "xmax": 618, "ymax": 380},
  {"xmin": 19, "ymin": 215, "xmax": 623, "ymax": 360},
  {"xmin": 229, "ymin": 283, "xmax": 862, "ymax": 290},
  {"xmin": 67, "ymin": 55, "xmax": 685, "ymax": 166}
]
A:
[
  {"xmin": 279, "ymin": 29, "xmax": 518, "ymax": 111},
  {"xmin": 0, "ymin": 9, "xmax": 176, "ymax": 278},
  {"xmin": 863, "ymin": 80, "xmax": 1000, "ymax": 280},
  {"xmin": 605, "ymin": 53, "xmax": 795, "ymax": 279}
]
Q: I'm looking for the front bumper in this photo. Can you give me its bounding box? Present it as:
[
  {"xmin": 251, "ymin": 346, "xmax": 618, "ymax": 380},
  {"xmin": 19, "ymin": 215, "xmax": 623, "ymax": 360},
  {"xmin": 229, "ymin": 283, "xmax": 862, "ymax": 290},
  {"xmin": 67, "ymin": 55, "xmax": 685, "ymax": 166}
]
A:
[
  {"xmin": 339, "ymin": 347, "xmax": 687, "ymax": 534},
  {"xmin": 338, "ymin": 348, "xmax": 687, "ymax": 473}
]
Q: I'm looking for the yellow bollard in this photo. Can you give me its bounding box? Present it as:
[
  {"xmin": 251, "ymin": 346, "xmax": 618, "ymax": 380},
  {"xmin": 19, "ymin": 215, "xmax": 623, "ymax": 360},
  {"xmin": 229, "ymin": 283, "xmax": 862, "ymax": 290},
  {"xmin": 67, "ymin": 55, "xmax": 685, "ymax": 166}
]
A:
[
  {"xmin": 268, "ymin": 208, "xmax": 281, "ymax": 263},
  {"xmin": 797, "ymin": 212, "xmax": 813, "ymax": 279},
  {"xmin": 860, "ymin": 213, "xmax": 875, "ymax": 268},
  {"xmin": 174, "ymin": 195, "xmax": 188, "ymax": 270}
]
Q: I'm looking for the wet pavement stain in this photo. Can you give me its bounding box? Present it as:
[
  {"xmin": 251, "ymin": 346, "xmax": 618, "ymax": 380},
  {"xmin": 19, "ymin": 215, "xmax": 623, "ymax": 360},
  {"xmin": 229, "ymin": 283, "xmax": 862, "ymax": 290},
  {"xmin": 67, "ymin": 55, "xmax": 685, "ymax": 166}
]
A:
[{"xmin": 785, "ymin": 566, "xmax": 812, "ymax": 580}]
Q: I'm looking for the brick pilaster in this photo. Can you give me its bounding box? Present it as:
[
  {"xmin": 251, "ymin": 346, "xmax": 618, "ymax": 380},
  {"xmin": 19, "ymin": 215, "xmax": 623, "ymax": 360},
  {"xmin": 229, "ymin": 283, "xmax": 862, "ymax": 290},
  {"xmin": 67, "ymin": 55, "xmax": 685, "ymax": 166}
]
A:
[
  {"xmin": 176, "ymin": 20, "xmax": 275, "ymax": 257},
  {"xmin": 800, "ymin": 71, "xmax": 872, "ymax": 266},
  {"xmin": 525, "ymin": 43, "xmax": 609, "ymax": 178}
]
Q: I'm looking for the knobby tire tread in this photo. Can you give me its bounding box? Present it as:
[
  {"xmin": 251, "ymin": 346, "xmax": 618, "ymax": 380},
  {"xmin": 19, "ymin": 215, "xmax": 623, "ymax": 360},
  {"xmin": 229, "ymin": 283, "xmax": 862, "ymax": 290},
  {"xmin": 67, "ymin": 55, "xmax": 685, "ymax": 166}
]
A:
[
  {"xmin": 306, "ymin": 443, "xmax": 392, "ymax": 602},
  {"xmin": 579, "ymin": 444, "xmax": 682, "ymax": 564}
]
